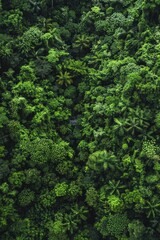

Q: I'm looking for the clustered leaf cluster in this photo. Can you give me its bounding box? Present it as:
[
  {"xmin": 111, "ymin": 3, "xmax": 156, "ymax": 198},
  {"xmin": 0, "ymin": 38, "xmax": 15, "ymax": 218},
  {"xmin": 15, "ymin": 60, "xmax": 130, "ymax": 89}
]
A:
[{"xmin": 1, "ymin": 0, "xmax": 160, "ymax": 239}]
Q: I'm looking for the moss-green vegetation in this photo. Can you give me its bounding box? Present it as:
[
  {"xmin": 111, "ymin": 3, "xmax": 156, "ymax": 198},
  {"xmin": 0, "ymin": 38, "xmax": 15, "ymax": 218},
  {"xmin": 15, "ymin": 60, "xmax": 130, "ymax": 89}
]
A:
[{"xmin": 1, "ymin": 0, "xmax": 160, "ymax": 239}]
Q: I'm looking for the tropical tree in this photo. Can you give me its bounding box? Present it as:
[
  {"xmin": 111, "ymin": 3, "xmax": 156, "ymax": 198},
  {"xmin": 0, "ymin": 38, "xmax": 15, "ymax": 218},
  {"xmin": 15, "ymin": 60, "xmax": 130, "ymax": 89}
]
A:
[{"xmin": 56, "ymin": 71, "xmax": 73, "ymax": 86}]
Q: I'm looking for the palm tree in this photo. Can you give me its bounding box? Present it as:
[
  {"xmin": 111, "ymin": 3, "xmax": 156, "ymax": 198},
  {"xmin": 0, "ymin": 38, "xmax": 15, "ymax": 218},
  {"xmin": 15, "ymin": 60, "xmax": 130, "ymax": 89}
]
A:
[
  {"xmin": 105, "ymin": 180, "xmax": 126, "ymax": 195},
  {"xmin": 71, "ymin": 204, "xmax": 88, "ymax": 221},
  {"xmin": 125, "ymin": 116, "xmax": 143, "ymax": 135},
  {"xmin": 125, "ymin": 107, "xmax": 149, "ymax": 135},
  {"xmin": 144, "ymin": 198, "xmax": 160, "ymax": 218},
  {"xmin": 63, "ymin": 214, "xmax": 78, "ymax": 234},
  {"xmin": 73, "ymin": 34, "xmax": 91, "ymax": 52},
  {"xmin": 29, "ymin": 0, "xmax": 41, "ymax": 12},
  {"xmin": 56, "ymin": 71, "xmax": 73, "ymax": 86},
  {"xmin": 113, "ymin": 118, "xmax": 127, "ymax": 136}
]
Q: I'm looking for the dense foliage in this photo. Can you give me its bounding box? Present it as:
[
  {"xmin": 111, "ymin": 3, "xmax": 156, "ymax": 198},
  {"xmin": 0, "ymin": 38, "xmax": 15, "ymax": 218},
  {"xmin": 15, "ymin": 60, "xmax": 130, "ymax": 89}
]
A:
[{"xmin": 1, "ymin": 0, "xmax": 160, "ymax": 239}]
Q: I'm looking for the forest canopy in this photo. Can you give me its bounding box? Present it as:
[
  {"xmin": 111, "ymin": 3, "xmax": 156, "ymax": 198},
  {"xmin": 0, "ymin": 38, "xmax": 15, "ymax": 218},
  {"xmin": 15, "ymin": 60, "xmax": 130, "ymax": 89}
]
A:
[{"xmin": 1, "ymin": 0, "xmax": 160, "ymax": 239}]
